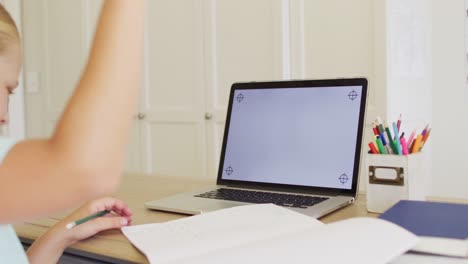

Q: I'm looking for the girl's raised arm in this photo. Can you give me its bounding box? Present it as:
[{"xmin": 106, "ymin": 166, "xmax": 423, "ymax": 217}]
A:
[{"xmin": 0, "ymin": 0, "xmax": 145, "ymax": 223}]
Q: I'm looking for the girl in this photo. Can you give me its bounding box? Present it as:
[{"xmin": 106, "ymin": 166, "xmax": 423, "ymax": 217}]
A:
[{"xmin": 0, "ymin": 1, "xmax": 144, "ymax": 262}]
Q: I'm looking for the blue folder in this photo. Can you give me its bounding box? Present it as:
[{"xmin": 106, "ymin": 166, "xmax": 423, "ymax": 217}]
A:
[{"xmin": 379, "ymin": 200, "xmax": 468, "ymax": 239}]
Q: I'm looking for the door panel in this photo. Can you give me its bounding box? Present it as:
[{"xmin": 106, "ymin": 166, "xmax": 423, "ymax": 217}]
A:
[
  {"xmin": 142, "ymin": 0, "xmax": 207, "ymax": 177},
  {"xmin": 204, "ymin": 0, "xmax": 284, "ymax": 178},
  {"xmin": 146, "ymin": 123, "xmax": 205, "ymax": 177},
  {"xmin": 23, "ymin": 0, "xmax": 142, "ymax": 173},
  {"xmin": 45, "ymin": 1, "xmax": 86, "ymax": 113},
  {"xmin": 213, "ymin": 0, "xmax": 283, "ymax": 108},
  {"xmin": 303, "ymin": 0, "xmax": 373, "ymax": 79}
]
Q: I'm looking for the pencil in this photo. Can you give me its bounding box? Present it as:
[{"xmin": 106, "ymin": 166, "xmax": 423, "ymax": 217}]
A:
[
  {"xmin": 397, "ymin": 114, "xmax": 402, "ymax": 131},
  {"xmin": 66, "ymin": 210, "xmax": 111, "ymax": 229},
  {"xmin": 407, "ymin": 129, "xmax": 416, "ymax": 148},
  {"xmin": 411, "ymin": 135, "xmax": 423, "ymax": 154},
  {"xmin": 420, "ymin": 128, "xmax": 431, "ymax": 151}
]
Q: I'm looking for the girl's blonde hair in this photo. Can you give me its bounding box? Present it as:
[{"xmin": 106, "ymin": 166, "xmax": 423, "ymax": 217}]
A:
[{"xmin": 0, "ymin": 4, "xmax": 19, "ymax": 53}]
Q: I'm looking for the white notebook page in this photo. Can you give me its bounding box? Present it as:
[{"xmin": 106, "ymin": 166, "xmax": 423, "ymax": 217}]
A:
[{"xmin": 122, "ymin": 204, "xmax": 417, "ymax": 264}]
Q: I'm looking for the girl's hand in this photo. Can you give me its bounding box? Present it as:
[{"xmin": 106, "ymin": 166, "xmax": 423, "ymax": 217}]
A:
[
  {"xmin": 51, "ymin": 197, "xmax": 132, "ymax": 247},
  {"xmin": 27, "ymin": 197, "xmax": 132, "ymax": 263}
]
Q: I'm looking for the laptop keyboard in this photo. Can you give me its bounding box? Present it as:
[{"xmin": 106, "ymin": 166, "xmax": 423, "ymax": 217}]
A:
[{"xmin": 194, "ymin": 188, "xmax": 329, "ymax": 209}]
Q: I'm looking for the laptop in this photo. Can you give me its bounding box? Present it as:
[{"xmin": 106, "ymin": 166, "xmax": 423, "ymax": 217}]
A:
[{"xmin": 145, "ymin": 78, "xmax": 368, "ymax": 218}]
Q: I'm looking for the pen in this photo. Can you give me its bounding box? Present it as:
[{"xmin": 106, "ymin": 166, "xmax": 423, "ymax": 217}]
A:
[
  {"xmin": 385, "ymin": 124, "xmax": 397, "ymax": 154},
  {"xmin": 376, "ymin": 117, "xmax": 385, "ymax": 134},
  {"xmin": 375, "ymin": 117, "xmax": 383, "ymax": 133},
  {"xmin": 392, "ymin": 122, "xmax": 402, "ymax": 155},
  {"xmin": 66, "ymin": 210, "xmax": 111, "ymax": 229},
  {"xmin": 378, "ymin": 124, "xmax": 390, "ymax": 151},
  {"xmin": 368, "ymin": 142, "xmax": 379, "ymax": 154},
  {"xmin": 385, "ymin": 145, "xmax": 392, "ymax": 154},
  {"xmin": 400, "ymin": 137, "xmax": 409, "ymax": 155},
  {"xmin": 379, "ymin": 132, "xmax": 387, "ymax": 146},
  {"xmin": 372, "ymin": 123, "xmax": 379, "ymax": 136},
  {"xmin": 376, "ymin": 136, "xmax": 387, "ymax": 154}
]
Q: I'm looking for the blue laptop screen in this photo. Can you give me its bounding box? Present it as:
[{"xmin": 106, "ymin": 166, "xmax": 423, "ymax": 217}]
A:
[{"xmin": 221, "ymin": 86, "xmax": 364, "ymax": 190}]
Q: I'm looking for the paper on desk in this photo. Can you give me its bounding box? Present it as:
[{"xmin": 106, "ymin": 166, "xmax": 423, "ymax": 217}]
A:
[
  {"xmin": 122, "ymin": 204, "xmax": 418, "ymax": 264},
  {"xmin": 171, "ymin": 218, "xmax": 418, "ymax": 264},
  {"xmin": 122, "ymin": 204, "xmax": 321, "ymax": 263}
]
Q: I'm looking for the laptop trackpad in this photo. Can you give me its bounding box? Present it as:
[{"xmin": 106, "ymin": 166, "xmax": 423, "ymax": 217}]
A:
[
  {"xmin": 198, "ymin": 200, "xmax": 241, "ymax": 213},
  {"xmin": 145, "ymin": 195, "xmax": 243, "ymax": 215}
]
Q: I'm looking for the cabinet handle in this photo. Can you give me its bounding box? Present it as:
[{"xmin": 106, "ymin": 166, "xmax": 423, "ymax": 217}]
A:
[
  {"xmin": 137, "ymin": 113, "xmax": 146, "ymax": 120},
  {"xmin": 205, "ymin": 112, "xmax": 213, "ymax": 120}
]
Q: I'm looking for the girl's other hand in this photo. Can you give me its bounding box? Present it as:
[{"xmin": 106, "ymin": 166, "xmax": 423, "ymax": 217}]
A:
[
  {"xmin": 52, "ymin": 197, "xmax": 132, "ymax": 247},
  {"xmin": 27, "ymin": 197, "xmax": 132, "ymax": 263}
]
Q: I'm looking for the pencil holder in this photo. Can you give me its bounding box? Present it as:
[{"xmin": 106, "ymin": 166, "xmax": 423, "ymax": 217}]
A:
[{"xmin": 366, "ymin": 153, "xmax": 426, "ymax": 213}]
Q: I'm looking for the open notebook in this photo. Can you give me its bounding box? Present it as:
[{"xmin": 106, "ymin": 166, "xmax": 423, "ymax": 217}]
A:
[{"xmin": 122, "ymin": 204, "xmax": 421, "ymax": 264}]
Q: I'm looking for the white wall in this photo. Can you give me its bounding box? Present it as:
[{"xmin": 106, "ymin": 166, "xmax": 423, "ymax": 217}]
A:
[
  {"xmin": 383, "ymin": 0, "xmax": 468, "ymax": 200},
  {"xmin": 385, "ymin": 0, "xmax": 433, "ymax": 197},
  {"xmin": 1, "ymin": 0, "xmax": 25, "ymax": 140},
  {"xmin": 432, "ymin": 0, "xmax": 468, "ymax": 199}
]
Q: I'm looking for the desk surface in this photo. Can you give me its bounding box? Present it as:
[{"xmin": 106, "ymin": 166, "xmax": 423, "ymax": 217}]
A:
[{"xmin": 15, "ymin": 175, "xmax": 377, "ymax": 263}]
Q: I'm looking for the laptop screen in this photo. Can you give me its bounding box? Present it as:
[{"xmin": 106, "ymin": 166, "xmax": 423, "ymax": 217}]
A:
[{"xmin": 218, "ymin": 79, "xmax": 367, "ymax": 194}]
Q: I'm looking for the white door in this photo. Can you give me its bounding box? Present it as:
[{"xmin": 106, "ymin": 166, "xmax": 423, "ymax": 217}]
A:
[
  {"xmin": 25, "ymin": 0, "xmax": 378, "ymax": 180},
  {"xmin": 23, "ymin": 0, "xmax": 87, "ymax": 137},
  {"xmin": 22, "ymin": 0, "xmax": 142, "ymax": 173},
  {"xmin": 141, "ymin": 1, "xmax": 207, "ymax": 178},
  {"xmin": 22, "ymin": 0, "xmax": 286, "ymax": 179},
  {"xmin": 203, "ymin": 0, "xmax": 284, "ymax": 178},
  {"xmin": 139, "ymin": 0, "xmax": 284, "ymax": 179}
]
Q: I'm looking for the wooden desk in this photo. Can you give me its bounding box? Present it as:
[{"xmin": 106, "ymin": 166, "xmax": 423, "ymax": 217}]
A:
[{"xmin": 14, "ymin": 175, "xmax": 378, "ymax": 263}]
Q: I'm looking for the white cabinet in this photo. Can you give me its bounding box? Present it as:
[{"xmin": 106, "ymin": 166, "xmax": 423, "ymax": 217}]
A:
[
  {"xmin": 22, "ymin": 0, "xmax": 376, "ymax": 180},
  {"xmin": 140, "ymin": 0, "xmax": 284, "ymax": 178},
  {"xmin": 23, "ymin": 0, "xmax": 284, "ymax": 179}
]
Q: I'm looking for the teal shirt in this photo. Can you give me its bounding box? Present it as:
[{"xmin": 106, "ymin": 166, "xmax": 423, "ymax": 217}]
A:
[{"xmin": 0, "ymin": 137, "xmax": 29, "ymax": 263}]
